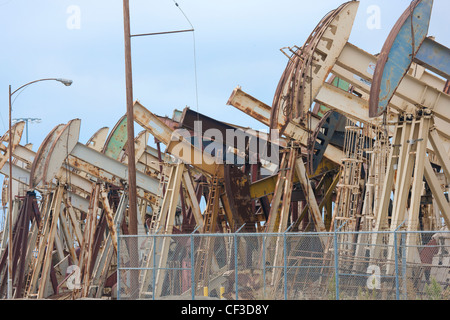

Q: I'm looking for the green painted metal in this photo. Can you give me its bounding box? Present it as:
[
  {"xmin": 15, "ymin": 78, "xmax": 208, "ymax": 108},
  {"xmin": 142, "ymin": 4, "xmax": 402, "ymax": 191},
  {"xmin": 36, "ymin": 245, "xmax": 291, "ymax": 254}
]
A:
[
  {"xmin": 316, "ymin": 77, "xmax": 350, "ymax": 118},
  {"xmin": 103, "ymin": 115, "xmax": 128, "ymax": 160}
]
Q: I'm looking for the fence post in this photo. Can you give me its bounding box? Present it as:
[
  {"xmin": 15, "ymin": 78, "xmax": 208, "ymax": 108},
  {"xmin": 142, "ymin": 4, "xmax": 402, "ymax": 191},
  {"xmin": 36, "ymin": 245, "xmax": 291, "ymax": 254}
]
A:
[
  {"xmin": 116, "ymin": 220, "xmax": 121, "ymax": 300},
  {"xmin": 333, "ymin": 220, "xmax": 348, "ymax": 300},
  {"xmin": 401, "ymin": 232, "xmax": 407, "ymax": 300},
  {"xmin": 394, "ymin": 230, "xmax": 399, "ymax": 300},
  {"xmin": 284, "ymin": 223, "xmax": 294, "ymax": 300},
  {"xmin": 394, "ymin": 219, "xmax": 406, "ymax": 300},
  {"xmin": 262, "ymin": 234, "xmax": 266, "ymax": 299},
  {"xmin": 333, "ymin": 222, "xmax": 339, "ymax": 300},
  {"xmin": 234, "ymin": 224, "xmax": 246, "ymax": 300},
  {"xmin": 190, "ymin": 225, "xmax": 200, "ymax": 300},
  {"xmin": 152, "ymin": 233, "xmax": 157, "ymax": 300}
]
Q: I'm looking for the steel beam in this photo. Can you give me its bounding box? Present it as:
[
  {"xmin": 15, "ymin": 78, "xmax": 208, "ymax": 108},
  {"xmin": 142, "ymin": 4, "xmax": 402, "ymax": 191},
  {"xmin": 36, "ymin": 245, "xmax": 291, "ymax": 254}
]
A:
[
  {"xmin": 227, "ymin": 87, "xmax": 346, "ymax": 163},
  {"xmin": 415, "ymin": 37, "xmax": 450, "ymax": 80},
  {"xmin": 335, "ymin": 42, "xmax": 450, "ymax": 124}
]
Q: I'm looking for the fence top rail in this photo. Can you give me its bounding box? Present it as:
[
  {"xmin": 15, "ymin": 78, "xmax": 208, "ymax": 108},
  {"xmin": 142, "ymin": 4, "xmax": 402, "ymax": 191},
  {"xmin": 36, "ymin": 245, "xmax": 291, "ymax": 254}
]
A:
[{"xmin": 117, "ymin": 229, "xmax": 450, "ymax": 238}]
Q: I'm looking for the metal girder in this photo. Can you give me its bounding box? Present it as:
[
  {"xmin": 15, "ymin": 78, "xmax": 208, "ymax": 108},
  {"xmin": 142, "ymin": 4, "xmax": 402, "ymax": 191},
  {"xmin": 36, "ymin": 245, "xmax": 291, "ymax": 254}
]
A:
[
  {"xmin": 179, "ymin": 106, "xmax": 281, "ymax": 172},
  {"xmin": 133, "ymin": 101, "xmax": 173, "ymax": 145},
  {"xmin": 0, "ymin": 129, "xmax": 95, "ymax": 200},
  {"xmin": 294, "ymin": 157, "xmax": 327, "ymax": 234},
  {"xmin": 37, "ymin": 185, "xmax": 64, "ymax": 299},
  {"xmin": 140, "ymin": 163, "xmax": 185, "ymax": 298},
  {"xmin": 332, "ymin": 42, "xmax": 450, "ymax": 157},
  {"xmin": 134, "ymin": 101, "xmax": 224, "ymax": 178},
  {"xmin": 227, "ymin": 86, "xmax": 272, "ymax": 126},
  {"xmin": 223, "ymin": 164, "xmax": 256, "ymax": 231},
  {"xmin": 0, "ymin": 121, "xmax": 25, "ymax": 169},
  {"xmin": 17, "ymin": 116, "xmax": 159, "ymax": 201},
  {"xmin": 166, "ymin": 132, "xmax": 224, "ymax": 178},
  {"xmin": 227, "ymin": 87, "xmax": 346, "ymax": 163},
  {"xmin": 415, "ymin": 37, "xmax": 450, "ymax": 80},
  {"xmin": 70, "ymin": 142, "xmax": 159, "ymax": 195},
  {"xmin": 429, "ymin": 126, "xmax": 450, "ymax": 182},
  {"xmin": 315, "ymin": 82, "xmax": 395, "ymax": 124},
  {"xmin": 153, "ymin": 163, "xmax": 185, "ymax": 298},
  {"xmin": 335, "ymin": 42, "xmax": 450, "ymax": 124},
  {"xmin": 121, "ymin": 130, "xmax": 149, "ymax": 164},
  {"xmin": 181, "ymin": 170, "xmax": 204, "ymax": 228},
  {"xmin": 0, "ymin": 161, "xmax": 90, "ymax": 213},
  {"xmin": 423, "ymin": 159, "xmax": 450, "ymax": 228}
]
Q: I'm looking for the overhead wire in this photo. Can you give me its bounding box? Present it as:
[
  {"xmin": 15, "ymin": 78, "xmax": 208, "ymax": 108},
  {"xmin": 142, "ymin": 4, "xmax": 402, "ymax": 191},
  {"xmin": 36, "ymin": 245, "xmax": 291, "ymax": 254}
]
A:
[{"xmin": 172, "ymin": 0, "xmax": 203, "ymax": 169}]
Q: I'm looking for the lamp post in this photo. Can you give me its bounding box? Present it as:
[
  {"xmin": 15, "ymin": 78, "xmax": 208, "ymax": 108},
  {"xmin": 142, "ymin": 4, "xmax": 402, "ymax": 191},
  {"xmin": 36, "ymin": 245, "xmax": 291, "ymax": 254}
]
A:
[{"xmin": 7, "ymin": 77, "xmax": 72, "ymax": 299}]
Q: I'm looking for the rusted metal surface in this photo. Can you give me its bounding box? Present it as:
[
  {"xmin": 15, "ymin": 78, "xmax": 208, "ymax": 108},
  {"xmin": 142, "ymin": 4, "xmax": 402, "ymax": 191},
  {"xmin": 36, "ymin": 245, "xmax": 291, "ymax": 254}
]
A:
[
  {"xmin": 1, "ymin": 0, "xmax": 450, "ymax": 301},
  {"xmin": 369, "ymin": 0, "xmax": 433, "ymax": 117},
  {"xmin": 102, "ymin": 115, "xmax": 128, "ymax": 159},
  {"xmin": 0, "ymin": 121, "xmax": 25, "ymax": 170},
  {"xmin": 86, "ymin": 127, "xmax": 109, "ymax": 152},
  {"xmin": 41, "ymin": 119, "xmax": 81, "ymax": 188},
  {"xmin": 223, "ymin": 164, "xmax": 257, "ymax": 232},
  {"xmin": 29, "ymin": 123, "xmax": 65, "ymax": 189},
  {"xmin": 270, "ymin": 1, "xmax": 358, "ymax": 132},
  {"xmin": 307, "ymin": 110, "xmax": 345, "ymax": 175}
]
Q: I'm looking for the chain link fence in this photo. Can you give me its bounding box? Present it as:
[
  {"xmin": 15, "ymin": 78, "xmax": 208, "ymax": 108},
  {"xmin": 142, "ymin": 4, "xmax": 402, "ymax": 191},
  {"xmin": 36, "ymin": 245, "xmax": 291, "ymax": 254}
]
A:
[{"xmin": 117, "ymin": 229, "xmax": 450, "ymax": 300}]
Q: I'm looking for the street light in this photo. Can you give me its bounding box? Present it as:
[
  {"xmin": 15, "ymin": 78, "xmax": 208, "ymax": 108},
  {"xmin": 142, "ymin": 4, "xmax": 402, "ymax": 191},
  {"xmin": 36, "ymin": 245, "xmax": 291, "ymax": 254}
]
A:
[{"xmin": 7, "ymin": 77, "xmax": 72, "ymax": 299}]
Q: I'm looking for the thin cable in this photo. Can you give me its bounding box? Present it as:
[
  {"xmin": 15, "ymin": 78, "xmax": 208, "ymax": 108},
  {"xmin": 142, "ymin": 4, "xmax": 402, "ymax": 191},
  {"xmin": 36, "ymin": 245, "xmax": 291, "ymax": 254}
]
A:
[
  {"xmin": 172, "ymin": 0, "xmax": 194, "ymax": 30},
  {"xmin": 172, "ymin": 0, "xmax": 203, "ymax": 171},
  {"xmin": 171, "ymin": 1, "xmax": 199, "ymax": 111}
]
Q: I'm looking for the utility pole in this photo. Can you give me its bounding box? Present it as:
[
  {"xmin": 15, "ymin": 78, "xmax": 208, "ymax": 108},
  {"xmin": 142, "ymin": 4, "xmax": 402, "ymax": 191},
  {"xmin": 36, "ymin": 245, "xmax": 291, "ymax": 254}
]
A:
[
  {"xmin": 8, "ymin": 85, "xmax": 12, "ymax": 299},
  {"xmin": 122, "ymin": 0, "xmax": 139, "ymax": 299}
]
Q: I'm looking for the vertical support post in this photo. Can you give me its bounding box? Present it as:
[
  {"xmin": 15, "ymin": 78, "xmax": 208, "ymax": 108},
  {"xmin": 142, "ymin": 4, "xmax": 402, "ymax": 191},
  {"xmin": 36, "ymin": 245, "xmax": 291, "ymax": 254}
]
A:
[
  {"xmin": 191, "ymin": 234, "xmax": 195, "ymax": 300},
  {"xmin": 122, "ymin": 0, "xmax": 137, "ymax": 233},
  {"xmin": 123, "ymin": 0, "xmax": 138, "ymax": 299},
  {"xmin": 283, "ymin": 223, "xmax": 293, "ymax": 300},
  {"xmin": 333, "ymin": 220, "xmax": 347, "ymax": 300},
  {"xmin": 401, "ymin": 232, "xmax": 407, "ymax": 300},
  {"xmin": 152, "ymin": 233, "xmax": 157, "ymax": 300},
  {"xmin": 283, "ymin": 232, "xmax": 287, "ymax": 300},
  {"xmin": 190, "ymin": 225, "xmax": 200, "ymax": 300},
  {"xmin": 8, "ymin": 84, "xmax": 12, "ymax": 299},
  {"xmin": 116, "ymin": 219, "xmax": 121, "ymax": 300},
  {"xmin": 334, "ymin": 221, "xmax": 339, "ymax": 300},
  {"xmin": 25, "ymin": 120, "xmax": 28, "ymax": 145},
  {"xmin": 394, "ymin": 230, "xmax": 399, "ymax": 300},
  {"xmin": 234, "ymin": 224, "xmax": 245, "ymax": 300},
  {"xmin": 394, "ymin": 219, "xmax": 406, "ymax": 300},
  {"xmin": 262, "ymin": 235, "xmax": 266, "ymax": 299},
  {"xmin": 234, "ymin": 234, "xmax": 239, "ymax": 300}
]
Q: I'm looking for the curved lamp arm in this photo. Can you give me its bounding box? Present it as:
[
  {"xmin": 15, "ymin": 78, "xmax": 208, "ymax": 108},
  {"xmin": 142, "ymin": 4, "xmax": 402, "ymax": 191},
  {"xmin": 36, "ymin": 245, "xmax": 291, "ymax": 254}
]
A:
[{"xmin": 11, "ymin": 78, "xmax": 72, "ymax": 96}]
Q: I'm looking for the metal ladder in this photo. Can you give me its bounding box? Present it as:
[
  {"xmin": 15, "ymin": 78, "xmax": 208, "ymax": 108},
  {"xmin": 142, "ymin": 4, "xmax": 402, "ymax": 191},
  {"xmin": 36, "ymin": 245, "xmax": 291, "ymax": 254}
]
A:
[
  {"xmin": 194, "ymin": 172, "xmax": 221, "ymax": 292},
  {"xmin": 147, "ymin": 164, "xmax": 169, "ymax": 234}
]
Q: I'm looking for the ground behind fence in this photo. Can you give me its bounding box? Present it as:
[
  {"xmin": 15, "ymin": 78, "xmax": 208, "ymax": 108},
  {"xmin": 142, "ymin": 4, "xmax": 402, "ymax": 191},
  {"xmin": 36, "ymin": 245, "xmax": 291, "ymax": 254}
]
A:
[{"xmin": 117, "ymin": 230, "xmax": 450, "ymax": 300}]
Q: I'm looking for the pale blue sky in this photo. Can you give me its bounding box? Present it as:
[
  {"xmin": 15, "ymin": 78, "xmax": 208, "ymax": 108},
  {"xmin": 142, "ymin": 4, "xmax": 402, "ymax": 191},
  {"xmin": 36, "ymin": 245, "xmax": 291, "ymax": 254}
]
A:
[{"xmin": 0, "ymin": 0, "xmax": 448, "ymax": 149}]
